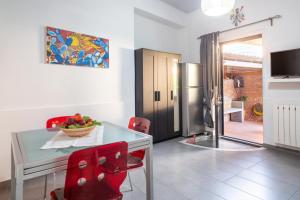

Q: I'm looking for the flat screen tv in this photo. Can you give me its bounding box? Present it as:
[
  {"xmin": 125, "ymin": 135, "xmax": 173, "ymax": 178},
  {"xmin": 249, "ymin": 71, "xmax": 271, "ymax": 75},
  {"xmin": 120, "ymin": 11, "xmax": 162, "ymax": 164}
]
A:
[{"xmin": 271, "ymin": 48, "xmax": 300, "ymax": 77}]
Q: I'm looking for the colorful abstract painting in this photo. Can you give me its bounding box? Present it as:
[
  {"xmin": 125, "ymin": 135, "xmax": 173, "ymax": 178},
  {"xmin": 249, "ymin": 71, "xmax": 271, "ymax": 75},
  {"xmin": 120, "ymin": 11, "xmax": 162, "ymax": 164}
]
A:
[{"xmin": 46, "ymin": 27, "xmax": 109, "ymax": 68}]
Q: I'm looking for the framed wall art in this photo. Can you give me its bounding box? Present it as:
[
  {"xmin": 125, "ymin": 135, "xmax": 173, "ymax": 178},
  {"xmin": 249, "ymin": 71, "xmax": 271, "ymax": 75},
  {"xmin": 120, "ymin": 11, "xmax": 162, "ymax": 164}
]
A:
[{"xmin": 46, "ymin": 27, "xmax": 109, "ymax": 68}]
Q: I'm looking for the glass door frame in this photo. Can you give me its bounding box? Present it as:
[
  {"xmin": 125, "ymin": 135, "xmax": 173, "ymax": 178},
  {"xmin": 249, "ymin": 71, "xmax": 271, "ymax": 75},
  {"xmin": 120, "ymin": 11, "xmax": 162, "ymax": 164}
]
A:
[{"xmin": 219, "ymin": 34, "xmax": 264, "ymax": 146}]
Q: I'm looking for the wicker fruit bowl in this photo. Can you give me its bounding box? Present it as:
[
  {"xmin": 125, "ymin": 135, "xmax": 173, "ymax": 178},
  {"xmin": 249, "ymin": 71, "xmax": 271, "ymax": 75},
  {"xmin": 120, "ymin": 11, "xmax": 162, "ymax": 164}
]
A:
[
  {"xmin": 60, "ymin": 125, "xmax": 96, "ymax": 137},
  {"xmin": 59, "ymin": 113, "xmax": 101, "ymax": 137}
]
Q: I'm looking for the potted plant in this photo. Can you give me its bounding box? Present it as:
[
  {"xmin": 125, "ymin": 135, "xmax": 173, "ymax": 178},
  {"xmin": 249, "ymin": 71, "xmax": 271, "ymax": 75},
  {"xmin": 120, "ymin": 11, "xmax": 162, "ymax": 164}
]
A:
[{"xmin": 239, "ymin": 96, "xmax": 248, "ymax": 102}]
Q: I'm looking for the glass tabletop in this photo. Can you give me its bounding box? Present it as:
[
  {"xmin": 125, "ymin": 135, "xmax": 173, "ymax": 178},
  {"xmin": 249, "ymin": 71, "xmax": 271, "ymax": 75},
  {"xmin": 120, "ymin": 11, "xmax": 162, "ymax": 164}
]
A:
[{"xmin": 16, "ymin": 122, "xmax": 148, "ymax": 166}]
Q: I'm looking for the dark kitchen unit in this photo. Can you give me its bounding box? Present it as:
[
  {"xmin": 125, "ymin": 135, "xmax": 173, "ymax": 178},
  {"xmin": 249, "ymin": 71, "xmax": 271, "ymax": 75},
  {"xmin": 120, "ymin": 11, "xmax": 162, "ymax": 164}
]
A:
[{"xmin": 135, "ymin": 49, "xmax": 181, "ymax": 143}]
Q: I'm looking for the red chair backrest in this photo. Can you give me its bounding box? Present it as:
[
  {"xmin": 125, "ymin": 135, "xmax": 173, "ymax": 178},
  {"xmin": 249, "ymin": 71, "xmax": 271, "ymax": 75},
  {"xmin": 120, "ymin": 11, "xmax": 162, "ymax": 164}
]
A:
[
  {"xmin": 46, "ymin": 116, "xmax": 72, "ymax": 128},
  {"xmin": 128, "ymin": 117, "xmax": 150, "ymax": 159},
  {"xmin": 128, "ymin": 117, "xmax": 150, "ymax": 134},
  {"xmin": 64, "ymin": 142, "xmax": 128, "ymax": 200}
]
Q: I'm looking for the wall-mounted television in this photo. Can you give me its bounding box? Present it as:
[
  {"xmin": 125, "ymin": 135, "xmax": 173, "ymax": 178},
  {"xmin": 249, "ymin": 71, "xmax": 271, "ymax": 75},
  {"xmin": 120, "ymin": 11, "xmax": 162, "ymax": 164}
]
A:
[{"xmin": 271, "ymin": 48, "xmax": 300, "ymax": 77}]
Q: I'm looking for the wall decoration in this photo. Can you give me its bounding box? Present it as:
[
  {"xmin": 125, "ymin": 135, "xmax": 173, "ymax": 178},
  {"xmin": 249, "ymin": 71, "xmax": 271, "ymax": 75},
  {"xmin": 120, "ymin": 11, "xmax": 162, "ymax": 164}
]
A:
[
  {"xmin": 46, "ymin": 27, "xmax": 109, "ymax": 68},
  {"xmin": 230, "ymin": 6, "xmax": 245, "ymax": 27},
  {"xmin": 234, "ymin": 75, "xmax": 244, "ymax": 88}
]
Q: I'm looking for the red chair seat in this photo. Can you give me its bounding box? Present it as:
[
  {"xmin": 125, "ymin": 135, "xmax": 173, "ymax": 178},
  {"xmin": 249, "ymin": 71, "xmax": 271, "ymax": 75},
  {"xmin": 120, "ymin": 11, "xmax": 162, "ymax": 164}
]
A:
[
  {"xmin": 127, "ymin": 154, "xmax": 143, "ymax": 170},
  {"xmin": 50, "ymin": 185, "xmax": 123, "ymax": 200}
]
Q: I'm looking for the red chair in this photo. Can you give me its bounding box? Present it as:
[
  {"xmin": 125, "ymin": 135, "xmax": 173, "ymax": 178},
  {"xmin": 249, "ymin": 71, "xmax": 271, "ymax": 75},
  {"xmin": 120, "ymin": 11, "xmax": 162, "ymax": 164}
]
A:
[
  {"xmin": 126, "ymin": 117, "xmax": 150, "ymax": 191},
  {"xmin": 50, "ymin": 142, "xmax": 128, "ymax": 200},
  {"xmin": 46, "ymin": 116, "xmax": 72, "ymax": 128},
  {"xmin": 43, "ymin": 116, "xmax": 72, "ymax": 199}
]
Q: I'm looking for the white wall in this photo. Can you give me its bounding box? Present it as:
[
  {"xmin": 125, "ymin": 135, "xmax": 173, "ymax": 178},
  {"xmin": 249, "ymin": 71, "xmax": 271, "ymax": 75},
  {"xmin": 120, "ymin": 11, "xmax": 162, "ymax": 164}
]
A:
[
  {"xmin": 134, "ymin": 11, "xmax": 188, "ymax": 61},
  {"xmin": 0, "ymin": 0, "xmax": 135, "ymax": 182},
  {"xmin": 186, "ymin": 0, "xmax": 300, "ymax": 145},
  {"xmin": 0, "ymin": 0, "xmax": 186, "ymax": 182}
]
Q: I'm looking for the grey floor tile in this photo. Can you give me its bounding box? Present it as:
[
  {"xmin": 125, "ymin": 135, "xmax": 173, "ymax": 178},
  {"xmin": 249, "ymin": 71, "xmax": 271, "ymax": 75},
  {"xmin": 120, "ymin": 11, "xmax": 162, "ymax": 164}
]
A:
[
  {"xmin": 187, "ymin": 176, "xmax": 260, "ymax": 200},
  {"xmin": 249, "ymin": 163, "xmax": 300, "ymax": 187},
  {"xmin": 237, "ymin": 170, "xmax": 299, "ymax": 196},
  {"xmin": 164, "ymin": 178, "xmax": 213, "ymax": 199},
  {"xmin": 259, "ymin": 160, "xmax": 300, "ymax": 178},
  {"xmin": 123, "ymin": 185, "xmax": 146, "ymax": 200},
  {"xmin": 197, "ymin": 168, "xmax": 235, "ymax": 182},
  {"xmin": 152, "ymin": 180, "xmax": 189, "ymax": 200},
  {"xmin": 214, "ymin": 153, "xmax": 259, "ymax": 169},
  {"xmin": 190, "ymin": 158, "xmax": 244, "ymax": 176},
  {"xmin": 226, "ymin": 176, "xmax": 292, "ymax": 200},
  {"xmin": 289, "ymin": 189, "xmax": 300, "ymax": 200},
  {"xmin": 205, "ymin": 182, "xmax": 260, "ymax": 200},
  {"xmin": 189, "ymin": 190, "xmax": 225, "ymax": 200}
]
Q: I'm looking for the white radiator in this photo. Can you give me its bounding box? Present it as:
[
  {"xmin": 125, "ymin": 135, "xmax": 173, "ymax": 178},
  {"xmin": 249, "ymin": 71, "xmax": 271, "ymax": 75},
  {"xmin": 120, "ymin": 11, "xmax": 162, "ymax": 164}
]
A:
[{"xmin": 273, "ymin": 105, "xmax": 300, "ymax": 148}]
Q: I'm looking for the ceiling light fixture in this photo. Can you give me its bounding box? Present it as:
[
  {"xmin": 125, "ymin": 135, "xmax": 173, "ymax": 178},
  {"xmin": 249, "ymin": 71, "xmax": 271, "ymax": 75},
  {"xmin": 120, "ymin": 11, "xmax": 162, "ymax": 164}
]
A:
[{"xmin": 201, "ymin": 0, "xmax": 236, "ymax": 16}]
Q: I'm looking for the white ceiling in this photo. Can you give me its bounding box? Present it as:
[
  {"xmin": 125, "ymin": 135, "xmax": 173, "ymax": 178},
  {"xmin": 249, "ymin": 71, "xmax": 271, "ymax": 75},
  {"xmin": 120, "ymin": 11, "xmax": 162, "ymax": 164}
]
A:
[{"xmin": 160, "ymin": 0, "xmax": 202, "ymax": 13}]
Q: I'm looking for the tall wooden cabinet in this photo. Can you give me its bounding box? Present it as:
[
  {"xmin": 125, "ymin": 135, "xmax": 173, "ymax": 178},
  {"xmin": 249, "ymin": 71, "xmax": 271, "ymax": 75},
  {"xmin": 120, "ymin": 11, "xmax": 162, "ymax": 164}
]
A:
[{"xmin": 135, "ymin": 49, "xmax": 181, "ymax": 143}]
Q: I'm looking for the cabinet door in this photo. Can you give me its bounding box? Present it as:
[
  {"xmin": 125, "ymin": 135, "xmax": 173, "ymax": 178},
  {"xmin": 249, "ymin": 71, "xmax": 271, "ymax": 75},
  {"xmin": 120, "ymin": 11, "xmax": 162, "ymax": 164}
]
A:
[
  {"xmin": 142, "ymin": 50, "xmax": 156, "ymax": 137},
  {"xmin": 167, "ymin": 55, "xmax": 181, "ymax": 137},
  {"xmin": 154, "ymin": 53, "xmax": 169, "ymax": 142}
]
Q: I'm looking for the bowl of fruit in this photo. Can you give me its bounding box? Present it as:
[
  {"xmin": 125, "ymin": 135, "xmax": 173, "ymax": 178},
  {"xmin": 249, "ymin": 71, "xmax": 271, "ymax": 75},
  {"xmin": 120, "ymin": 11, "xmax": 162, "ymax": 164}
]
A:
[{"xmin": 60, "ymin": 113, "xmax": 102, "ymax": 137}]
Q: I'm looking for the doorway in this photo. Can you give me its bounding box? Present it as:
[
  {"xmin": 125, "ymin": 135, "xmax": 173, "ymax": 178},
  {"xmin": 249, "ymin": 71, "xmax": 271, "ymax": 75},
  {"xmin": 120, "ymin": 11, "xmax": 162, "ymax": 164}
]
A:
[{"xmin": 221, "ymin": 35, "xmax": 264, "ymax": 144}]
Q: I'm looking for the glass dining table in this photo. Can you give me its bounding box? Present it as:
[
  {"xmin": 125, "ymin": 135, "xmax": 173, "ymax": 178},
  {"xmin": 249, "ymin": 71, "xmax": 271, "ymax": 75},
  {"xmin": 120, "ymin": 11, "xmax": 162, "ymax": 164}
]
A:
[{"xmin": 11, "ymin": 121, "xmax": 153, "ymax": 200}]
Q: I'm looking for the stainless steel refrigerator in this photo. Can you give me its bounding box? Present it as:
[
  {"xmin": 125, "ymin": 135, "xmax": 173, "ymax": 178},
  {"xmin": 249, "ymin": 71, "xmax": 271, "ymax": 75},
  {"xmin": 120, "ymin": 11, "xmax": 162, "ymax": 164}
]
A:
[{"xmin": 180, "ymin": 63, "xmax": 205, "ymax": 137}]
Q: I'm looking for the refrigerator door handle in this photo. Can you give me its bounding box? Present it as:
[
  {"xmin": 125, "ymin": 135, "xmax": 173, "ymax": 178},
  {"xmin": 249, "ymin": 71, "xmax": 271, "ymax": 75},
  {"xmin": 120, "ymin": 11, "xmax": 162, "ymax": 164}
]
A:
[
  {"xmin": 171, "ymin": 90, "xmax": 174, "ymax": 100},
  {"xmin": 158, "ymin": 91, "xmax": 161, "ymax": 101},
  {"xmin": 154, "ymin": 91, "xmax": 158, "ymax": 101}
]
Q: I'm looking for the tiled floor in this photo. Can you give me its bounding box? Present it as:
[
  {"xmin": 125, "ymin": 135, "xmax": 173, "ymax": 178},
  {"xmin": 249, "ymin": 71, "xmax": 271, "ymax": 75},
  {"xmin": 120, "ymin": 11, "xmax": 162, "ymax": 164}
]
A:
[
  {"xmin": 1, "ymin": 138, "xmax": 300, "ymax": 200},
  {"xmin": 184, "ymin": 137, "xmax": 262, "ymax": 150},
  {"xmin": 224, "ymin": 120, "xmax": 263, "ymax": 144}
]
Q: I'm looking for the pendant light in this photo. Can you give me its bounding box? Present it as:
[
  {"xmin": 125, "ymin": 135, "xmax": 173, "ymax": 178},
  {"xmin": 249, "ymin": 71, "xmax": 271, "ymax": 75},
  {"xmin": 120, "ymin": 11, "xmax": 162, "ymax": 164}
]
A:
[{"xmin": 201, "ymin": 0, "xmax": 236, "ymax": 16}]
